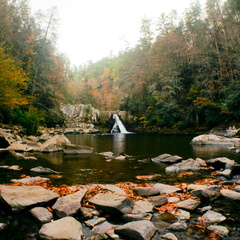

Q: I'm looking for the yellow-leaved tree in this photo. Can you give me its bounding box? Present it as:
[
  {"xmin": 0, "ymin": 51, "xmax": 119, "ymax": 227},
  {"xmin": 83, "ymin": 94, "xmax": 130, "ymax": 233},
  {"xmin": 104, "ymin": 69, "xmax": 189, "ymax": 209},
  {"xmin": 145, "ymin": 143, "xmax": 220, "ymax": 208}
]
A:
[{"xmin": 0, "ymin": 46, "xmax": 29, "ymax": 109}]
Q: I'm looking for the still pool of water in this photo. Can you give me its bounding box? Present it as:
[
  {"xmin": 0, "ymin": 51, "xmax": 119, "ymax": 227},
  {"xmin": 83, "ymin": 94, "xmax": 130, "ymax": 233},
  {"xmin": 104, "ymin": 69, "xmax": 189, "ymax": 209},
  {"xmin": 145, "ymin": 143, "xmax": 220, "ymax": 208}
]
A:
[{"xmin": 0, "ymin": 133, "xmax": 240, "ymax": 186}]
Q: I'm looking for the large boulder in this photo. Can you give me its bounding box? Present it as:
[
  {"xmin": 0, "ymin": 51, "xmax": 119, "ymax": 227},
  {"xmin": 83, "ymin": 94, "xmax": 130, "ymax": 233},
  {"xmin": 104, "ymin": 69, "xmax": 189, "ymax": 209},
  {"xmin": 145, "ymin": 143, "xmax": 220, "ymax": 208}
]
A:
[
  {"xmin": 0, "ymin": 185, "xmax": 59, "ymax": 211},
  {"xmin": 52, "ymin": 189, "xmax": 87, "ymax": 217},
  {"xmin": 39, "ymin": 216, "xmax": 83, "ymax": 240},
  {"xmin": 89, "ymin": 193, "xmax": 134, "ymax": 215},
  {"xmin": 191, "ymin": 134, "xmax": 240, "ymax": 146},
  {"xmin": 115, "ymin": 220, "xmax": 157, "ymax": 240},
  {"xmin": 40, "ymin": 134, "xmax": 71, "ymax": 152}
]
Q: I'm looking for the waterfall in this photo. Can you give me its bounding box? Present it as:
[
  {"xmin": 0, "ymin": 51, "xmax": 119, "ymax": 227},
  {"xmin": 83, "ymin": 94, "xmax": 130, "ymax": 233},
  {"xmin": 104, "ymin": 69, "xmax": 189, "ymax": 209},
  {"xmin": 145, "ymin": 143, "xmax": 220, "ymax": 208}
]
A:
[{"xmin": 111, "ymin": 114, "xmax": 129, "ymax": 133}]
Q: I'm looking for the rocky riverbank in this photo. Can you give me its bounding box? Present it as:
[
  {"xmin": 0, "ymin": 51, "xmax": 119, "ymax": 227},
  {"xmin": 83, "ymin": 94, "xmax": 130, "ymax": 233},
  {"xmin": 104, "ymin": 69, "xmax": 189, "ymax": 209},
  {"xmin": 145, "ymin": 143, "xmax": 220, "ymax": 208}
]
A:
[
  {"xmin": 0, "ymin": 127, "xmax": 240, "ymax": 239},
  {"xmin": 0, "ymin": 149, "xmax": 240, "ymax": 239}
]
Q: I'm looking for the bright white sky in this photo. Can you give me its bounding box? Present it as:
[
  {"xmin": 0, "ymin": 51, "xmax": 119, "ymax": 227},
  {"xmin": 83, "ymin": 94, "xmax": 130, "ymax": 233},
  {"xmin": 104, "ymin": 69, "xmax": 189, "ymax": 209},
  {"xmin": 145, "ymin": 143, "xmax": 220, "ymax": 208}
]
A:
[{"xmin": 29, "ymin": 0, "xmax": 207, "ymax": 66}]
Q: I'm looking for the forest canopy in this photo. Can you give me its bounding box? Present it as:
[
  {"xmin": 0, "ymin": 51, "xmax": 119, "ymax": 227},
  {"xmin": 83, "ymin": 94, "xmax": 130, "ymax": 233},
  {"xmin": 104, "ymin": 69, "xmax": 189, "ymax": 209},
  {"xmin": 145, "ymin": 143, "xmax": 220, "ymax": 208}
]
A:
[{"xmin": 0, "ymin": 0, "xmax": 239, "ymax": 133}]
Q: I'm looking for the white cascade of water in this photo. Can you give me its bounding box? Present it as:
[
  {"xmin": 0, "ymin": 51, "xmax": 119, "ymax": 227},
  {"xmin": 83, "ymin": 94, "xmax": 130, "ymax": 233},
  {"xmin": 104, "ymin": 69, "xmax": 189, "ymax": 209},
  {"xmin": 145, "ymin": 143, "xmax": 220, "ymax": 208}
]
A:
[{"xmin": 111, "ymin": 114, "xmax": 129, "ymax": 133}]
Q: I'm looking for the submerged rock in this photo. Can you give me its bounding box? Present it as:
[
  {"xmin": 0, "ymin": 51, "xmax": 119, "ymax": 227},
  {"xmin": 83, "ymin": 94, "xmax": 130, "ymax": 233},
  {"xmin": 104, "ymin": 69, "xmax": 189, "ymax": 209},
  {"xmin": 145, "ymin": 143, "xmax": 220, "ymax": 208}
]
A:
[
  {"xmin": 63, "ymin": 143, "xmax": 93, "ymax": 154},
  {"xmin": 39, "ymin": 216, "xmax": 83, "ymax": 240},
  {"xmin": 0, "ymin": 185, "xmax": 59, "ymax": 211},
  {"xmin": 115, "ymin": 220, "xmax": 157, "ymax": 240}
]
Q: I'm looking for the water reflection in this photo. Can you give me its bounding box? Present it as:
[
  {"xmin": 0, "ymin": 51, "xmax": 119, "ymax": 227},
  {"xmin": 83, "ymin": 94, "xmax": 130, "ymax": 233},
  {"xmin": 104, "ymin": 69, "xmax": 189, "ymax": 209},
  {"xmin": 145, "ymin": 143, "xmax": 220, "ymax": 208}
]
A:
[
  {"xmin": 113, "ymin": 133, "xmax": 126, "ymax": 154},
  {"xmin": 192, "ymin": 145, "xmax": 236, "ymax": 159}
]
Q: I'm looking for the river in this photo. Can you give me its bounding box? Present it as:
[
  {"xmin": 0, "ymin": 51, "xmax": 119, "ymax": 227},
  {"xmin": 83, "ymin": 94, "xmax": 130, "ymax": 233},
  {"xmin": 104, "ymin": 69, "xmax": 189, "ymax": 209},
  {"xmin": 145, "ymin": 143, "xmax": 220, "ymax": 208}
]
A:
[{"xmin": 1, "ymin": 133, "xmax": 239, "ymax": 186}]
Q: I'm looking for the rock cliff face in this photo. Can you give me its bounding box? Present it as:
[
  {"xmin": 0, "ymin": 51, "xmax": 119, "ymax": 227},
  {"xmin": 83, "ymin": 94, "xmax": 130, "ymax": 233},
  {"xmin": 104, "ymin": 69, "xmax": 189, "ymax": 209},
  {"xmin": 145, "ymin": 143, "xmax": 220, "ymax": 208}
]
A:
[
  {"xmin": 60, "ymin": 104, "xmax": 100, "ymax": 133},
  {"xmin": 61, "ymin": 104, "xmax": 100, "ymax": 126}
]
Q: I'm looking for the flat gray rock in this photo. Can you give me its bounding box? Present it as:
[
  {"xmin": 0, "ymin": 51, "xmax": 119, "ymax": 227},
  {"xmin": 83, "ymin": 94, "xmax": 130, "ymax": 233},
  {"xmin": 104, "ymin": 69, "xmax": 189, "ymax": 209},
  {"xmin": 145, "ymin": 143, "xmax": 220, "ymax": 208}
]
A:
[
  {"xmin": 39, "ymin": 216, "xmax": 83, "ymax": 240},
  {"xmin": 191, "ymin": 185, "xmax": 220, "ymax": 202},
  {"xmin": 165, "ymin": 158, "xmax": 201, "ymax": 173},
  {"xmin": 89, "ymin": 193, "xmax": 134, "ymax": 215},
  {"xmin": 147, "ymin": 195, "xmax": 168, "ymax": 207},
  {"xmin": 153, "ymin": 183, "xmax": 181, "ymax": 194},
  {"xmin": 122, "ymin": 213, "xmax": 152, "ymax": 222},
  {"xmin": 52, "ymin": 189, "xmax": 87, "ymax": 217},
  {"xmin": 207, "ymin": 157, "xmax": 235, "ymax": 169},
  {"xmin": 220, "ymin": 189, "xmax": 240, "ymax": 200},
  {"xmin": 101, "ymin": 184, "xmax": 126, "ymax": 195},
  {"xmin": 207, "ymin": 225, "xmax": 229, "ymax": 237},
  {"xmin": 152, "ymin": 154, "xmax": 182, "ymax": 164},
  {"xmin": 167, "ymin": 221, "xmax": 188, "ymax": 231},
  {"xmin": 0, "ymin": 185, "xmax": 59, "ymax": 212},
  {"xmin": 30, "ymin": 207, "xmax": 53, "ymax": 223},
  {"xmin": 30, "ymin": 166, "xmax": 59, "ymax": 174},
  {"xmin": 176, "ymin": 198, "xmax": 200, "ymax": 210},
  {"xmin": 133, "ymin": 187, "xmax": 160, "ymax": 197},
  {"xmin": 11, "ymin": 176, "xmax": 49, "ymax": 184},
  {"xmin": 132, "ymin": 200, "xmax": 153, "ymax": 213},
  {"xmin": 115, "ymin": 220, "xmax": 157, "ymax": 240},
  {"xmin": 202, "ymin": 210, "xmax": 226, "ymax": 223}
]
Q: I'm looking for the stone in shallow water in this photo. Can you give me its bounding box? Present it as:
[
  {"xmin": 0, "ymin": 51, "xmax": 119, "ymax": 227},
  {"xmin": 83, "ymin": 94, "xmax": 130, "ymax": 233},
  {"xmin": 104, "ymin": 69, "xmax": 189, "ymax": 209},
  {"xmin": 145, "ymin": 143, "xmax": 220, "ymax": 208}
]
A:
[
  {"xmin": 39, "ymin": 216, "xmax": 83, "ymax": 240},
  {"xmin": 0, "ymin": 185, "xmax": 59, "ymax": 212}
]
